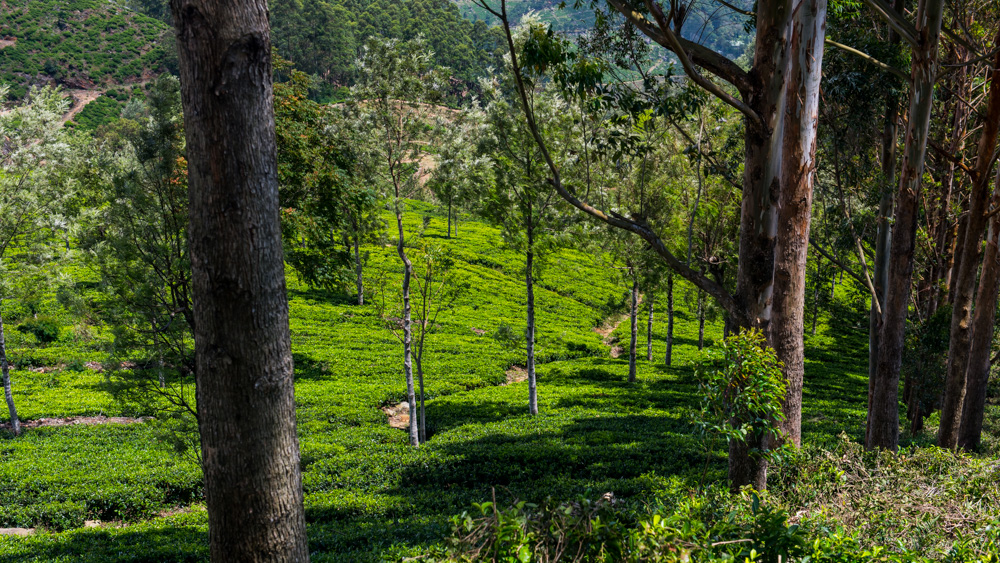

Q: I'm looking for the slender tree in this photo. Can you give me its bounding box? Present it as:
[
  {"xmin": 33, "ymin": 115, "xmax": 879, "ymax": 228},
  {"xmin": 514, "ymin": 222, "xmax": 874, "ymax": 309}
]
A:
[
  {"xmin": 867, "ymin": 0, "xmax": 947, "ymax": 451},
  {"xmin": 353, "ymin": 36, "xmax": 442, "ymax": 445},
  {"xmin": 169, "ymin": 0, "xmax": 310, "ymax": 559},
  {"xmin": 0, "ymin": 86, "xmax": 75, "ymax": 437}
]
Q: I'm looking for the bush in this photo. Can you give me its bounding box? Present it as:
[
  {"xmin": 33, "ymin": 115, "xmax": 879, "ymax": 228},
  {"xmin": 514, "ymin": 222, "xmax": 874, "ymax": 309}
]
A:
[
  {"xmin": 27, "ymin": 500, "xmax": 87, "ymax": 531},
  {"xmin": 16, "ymin": 317, "xmax": 61, "ymax": 344}
]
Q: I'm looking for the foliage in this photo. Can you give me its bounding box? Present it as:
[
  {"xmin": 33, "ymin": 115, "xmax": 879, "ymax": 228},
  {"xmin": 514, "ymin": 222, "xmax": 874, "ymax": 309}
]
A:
[
  {"xmin": 275, "ymin": 60, "xmax": 382, "ymax": 296},
  {"xmin": 696, "ymin": 329, "xmax": 788, "ymax": 465},
  {"xmin": 0, "ymin": 0, "xmax": 169, "ymax": 100},
  {"xmin": 77, "ymin": 75, "xmax": 196, "ymax": 438},
  {"xmin": 15, "ymin": 318, "xmax": 61, "ymax": 345},
  {"xmin": 270, "ymin": 0, "xmax": 505, "ymax": 101}
]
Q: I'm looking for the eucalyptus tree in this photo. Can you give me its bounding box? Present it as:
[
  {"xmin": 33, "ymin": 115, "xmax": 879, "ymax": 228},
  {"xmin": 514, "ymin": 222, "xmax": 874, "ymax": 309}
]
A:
[
  {"xmin": 169, "ymin": 0, "xmax": 309, "ymax": 558},
  {"xmin": 0, "ymin": 85, "xmax": 75, "ymax": 436},
  {"xmin": 475, "ymin": 75, "xmax": 575, "ymax": 415},
  {"xmin": 476, "ymin": 0, "xmax": 827, "ymax": 489},
  {"xmin": 352, "ymin": 35, "xmax": 444, "ymax": 445},
  {"xmin": 428, "ymin": 114, "xmax": 491, "ymax": 239}
]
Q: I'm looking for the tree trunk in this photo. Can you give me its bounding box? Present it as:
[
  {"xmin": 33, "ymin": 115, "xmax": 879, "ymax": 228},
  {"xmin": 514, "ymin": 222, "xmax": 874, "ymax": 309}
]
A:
[
  {"xmin": 354, "ymin": 231, "xmax": 364, "ymax": 306},
  {"xmin": 526, "ymin": 224, "xmax": 538, "ymax": 415},
  {"xmin": 868, "ymin": 0, "xmax": 945, "ymax": 451},
  {"xmin": 646, "ymin": 292, "xmax": 654, "ymax": 361},
  {"xmin": 447, "ymin": 193, "xmax": 452, "ymax": 239},
  {"xmin": 928, "ymin": 60, "xmax": 970, "ymax": 317},
  {"xmin": 170, "ymin": 0, "xmax": 310, "ymax": 558},
  {"xmin": 770, "ymin": 0, "xmax": 825, "ymax": 448},
  {"xmin": 697, "ymin": 289, "xmax": 706, "ymax": 350},
  {"xmin": 0, "ymin": 305, "xmax": 20, "ymax": 437},
  {"xmin": 629, "ymin": 271, "xmax": 638, "ymax": 383},
  {"xmin": 416, "ymin": 346, "xmax": 426, "ymax": 444},
  {"xmin": 958, "ymin": 169, "xmax": 1000, "ymax": 450},
  {"xmin": 868, "ymin": 0, "xmax": 902, "ymax": 428},
  {"xmin": 395, "ymin": 205, "xmax": 419, "ymax": 447},
  {"xmin": 938, "ymin": 35, "xmax": 1000, "ymax": 449},
  {"xmin": 665, "ymin": 273, "xmax": 674, "ymax": 367}
]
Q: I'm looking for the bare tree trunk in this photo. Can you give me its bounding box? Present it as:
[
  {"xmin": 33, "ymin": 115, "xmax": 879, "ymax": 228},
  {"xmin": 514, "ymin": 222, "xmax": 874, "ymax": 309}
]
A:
[
  {"xmin": 447, "ymin": 193, "xmax": 452, "ymax": 239},
  {"xmin": 697, "ymin": 289, "xmax": 706, "ymax": 350},
  {"xmin": 770, "ymin": 0, "xmax": 825, "ymax": 448},
  {"xmin": 646, "ymin": 292, "xmax": 654, "ymax": 361},
  {"xmin": 416, "ymin": 345, "xmax": 426, "ymax": 443},
  {"xmin": 959, "ymin": 170, "xmax": 1000, "ymax": 450},
  {"xmin": 354, "ymin": 231, "xmax": 364, "ymax": 306},
  {"xmin": 395, "ymin": 204, "xmax": 419, "ymax": 447},
  {"xmin": 938, "ymin": 32, "xmax": 1000, "ymax": 448},
  {"xmin": 629, "ymin": 271, "xmax": 638, "ymax": 383},
  {"xmin": 868, "ymin": 0, "xmax": 902, "ymax": 427},
  {"xmin": 665, "ymin": 273, "xmax": 674, "ymax": 367},
  {"xmin": 170, "ymin": 0, "xmax": 310, "ymax": 558},
  {"xmin": 868, "ymin": 0, "xmax": 945, "ymax": 451},
  {"xmin": 0, "ymin": 305, "xmax": 20, "ymax": 437},
  {"xmin": 526, "ymin": 223, "xmax": 538, "ymax": 415}
]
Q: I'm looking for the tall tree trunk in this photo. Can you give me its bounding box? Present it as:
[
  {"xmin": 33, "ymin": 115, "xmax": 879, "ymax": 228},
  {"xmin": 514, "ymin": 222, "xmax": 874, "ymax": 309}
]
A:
[
  {"xmin": 958, "ymin": 168, "xmax": 1000, "ymax": 450},
  {"xmin": 416, "ymin": 342, "xmax": 426, "ymax": 443},
  {"xmin": 170, "ymin": 0, "xmax": 310, "ymax": 558},
  {"xmin": 354, "ymin": 231, "xmax": 364, "ymax": 306},
  {"xmin": 868, "ymin": 0, "xmax": 902, "ymax": 428},
  {"xmin": 447, "ymin": 193, "xmax": 452, "ymax": 239},
  {"xmin": 665, "ymin": 273, "xmax": 674, "ymax": 367},
  {"xmin": 526, "ymin": 223, "xmax": 538, "ymax": 415},
  {"xmin": 697, "ymin": 289, "xmax": 706, "ymax": 350},
  {"xmin": 646, "ymin": 292, "xmax": 654, "ymax": 361},
  {"xmin": 629, "ymin": 271, "xmax": 638, "ymax": 383},
  {"xmin": 0, "ymin": 305, "xmax": 19, "ymax": 437},
  {"xmin": 928, "ymin": 59, "xmax": 970, "ymax": 316},
  {"xmin": 770, "ymin": 0, "xmax": 825, "ymax": 447},
  {"xmin": 395, "ymin": 204, "xmax": 419, "ymax": 447},
  {"xmin": 943, "ymin": 32, "xmax": 1000, "ymax": 448},
  {"xmin": 868, "ymin": 0, "xmax": 945, "ymax": 451}
]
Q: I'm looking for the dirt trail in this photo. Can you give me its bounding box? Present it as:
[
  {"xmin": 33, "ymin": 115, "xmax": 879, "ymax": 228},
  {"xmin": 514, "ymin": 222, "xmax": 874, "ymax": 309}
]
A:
[
  {"xmin": 62, "ymin": 88, "xmax": 104, "ymax": 123},
  {"xmin": 0, "ymin": 415, "xmax": 148, "ymax": 432},
  {"xmin": 594, "ymin": 295, "xmax": 642, "ymax": 359},
  {"xmin": 0, "ymin": 38, "xmax": 15, "ymax": 49}
]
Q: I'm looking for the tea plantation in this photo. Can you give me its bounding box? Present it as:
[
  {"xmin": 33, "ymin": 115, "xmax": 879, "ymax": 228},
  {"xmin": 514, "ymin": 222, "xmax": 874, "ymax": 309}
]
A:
[{"xmin": 2, "ymin": 203, "xmax": 999, "ymax": 561}]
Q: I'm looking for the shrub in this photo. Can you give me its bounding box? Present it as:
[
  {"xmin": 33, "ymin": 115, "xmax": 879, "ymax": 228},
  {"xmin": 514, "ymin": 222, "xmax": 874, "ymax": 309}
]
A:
[{"xmin": 16, "ymin": 317, "xmax": 61, "ymax": 344}]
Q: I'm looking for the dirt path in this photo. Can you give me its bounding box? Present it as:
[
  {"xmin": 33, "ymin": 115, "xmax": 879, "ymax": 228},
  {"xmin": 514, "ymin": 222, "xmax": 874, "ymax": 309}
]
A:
[
  {"xmin": 594, "ymin": 295, "xmax": 642, "ymax": 359},
  {"xmin": 0, "ymin": 415, "xmax": 148, "ymax": 432},
  {"xmin": 62, "ymin": 88, "xmax": 104, "ymax": 123},
  {"xmin": 0, "ymin": 38, "xmax": 15, "ymax": 49}
]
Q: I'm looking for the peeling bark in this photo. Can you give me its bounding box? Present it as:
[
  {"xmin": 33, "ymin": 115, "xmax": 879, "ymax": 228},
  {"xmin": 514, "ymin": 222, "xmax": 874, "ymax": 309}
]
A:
[{"xmin": 868, "ymin": 0, "xmax": 945, "ymax": 451}]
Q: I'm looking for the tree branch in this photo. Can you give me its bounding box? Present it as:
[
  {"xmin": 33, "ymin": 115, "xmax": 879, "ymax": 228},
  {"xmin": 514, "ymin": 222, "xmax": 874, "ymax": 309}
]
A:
[
  {"xmin": 825, "ymin": 39, "xmax": 909, "ymax": 81},
  {"xmin": 862, "ymin": 0, "xmax": 917, "ymax": 48},
  {"xmin": 605, "ymin": 0, "xmax": 752, "ymax": 95}
]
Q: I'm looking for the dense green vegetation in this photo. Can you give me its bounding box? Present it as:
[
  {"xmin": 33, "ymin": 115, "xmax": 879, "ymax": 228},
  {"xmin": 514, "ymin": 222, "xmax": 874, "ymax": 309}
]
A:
[
  {"xmin": 0, "ymin": 0, "xmax": 168, "ymax": 100},
  {"xmin": 2, "ymin": 201, "xmax": 999, "ymax": 561}
]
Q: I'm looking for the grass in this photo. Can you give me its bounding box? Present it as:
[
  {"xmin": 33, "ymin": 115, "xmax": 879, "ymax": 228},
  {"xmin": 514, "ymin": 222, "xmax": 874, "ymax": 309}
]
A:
[{"xmin": 1, "ymin": 202, "xmax": 999, "ymax": 561}]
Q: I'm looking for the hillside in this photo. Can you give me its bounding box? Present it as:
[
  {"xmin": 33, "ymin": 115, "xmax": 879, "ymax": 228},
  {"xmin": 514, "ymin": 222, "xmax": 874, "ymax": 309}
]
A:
[{"xmin": 0, "ymin": 0, "xmax": 170, "ymax": 101}]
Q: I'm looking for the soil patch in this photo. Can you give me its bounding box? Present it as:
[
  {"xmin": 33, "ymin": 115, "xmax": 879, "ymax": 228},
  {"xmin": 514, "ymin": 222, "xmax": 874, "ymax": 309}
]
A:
[
  {"xmin": 0, "ymin": 528, "xmax": 34, "ymax": 536},
  {"xmin": 62, "ymin": 88, "xmax": 103, "ymax": 123},
  {"xmin": 0, "ymin": 415, "xmax": 148, "ymax": 431},
  {"xmin": 381, "ymin": 402, "xmax": 410, "ymax": 429},
  {"xmin": 503, "ymin": 365, "xmax": 528, "ymax": 385},
  {"xmin": 0, "ymin": 38, "xmax": 15, "ymax": 49},
  {"xmin": 593, "ymin": 295, "xmax": 642, "ymax": 358}
]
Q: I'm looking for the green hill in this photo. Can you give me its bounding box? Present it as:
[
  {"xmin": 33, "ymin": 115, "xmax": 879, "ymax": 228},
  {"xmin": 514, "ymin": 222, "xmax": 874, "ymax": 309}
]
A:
[{"xmin": 0, "ymin": 0, "xmax": 170, "ymax": 100}]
